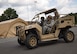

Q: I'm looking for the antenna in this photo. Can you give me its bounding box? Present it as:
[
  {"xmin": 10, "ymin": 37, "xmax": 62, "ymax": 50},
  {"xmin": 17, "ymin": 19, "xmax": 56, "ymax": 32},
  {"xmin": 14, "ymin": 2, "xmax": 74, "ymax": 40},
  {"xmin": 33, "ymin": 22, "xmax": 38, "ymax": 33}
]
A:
[
  {"xmin": 25, "ymin": 0, "xmax": 29, "ymax": 21},
  {"xmin": 27, "ymin": 5, "xmax": 29, "ymax": 21},
  {"xmin": 34, "ymin": 0, "xmax": 37, "ymax": 14}
]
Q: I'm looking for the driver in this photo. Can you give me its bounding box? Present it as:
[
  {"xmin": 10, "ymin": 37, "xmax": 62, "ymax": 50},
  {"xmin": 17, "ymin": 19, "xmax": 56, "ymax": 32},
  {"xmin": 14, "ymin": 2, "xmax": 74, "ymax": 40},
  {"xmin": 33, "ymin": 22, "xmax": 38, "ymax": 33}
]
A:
[
  {"xmin": 43, "ymin": 15, "xmax": 54, "ymax": 34},
  {"xmin": 40, "ymin": 17, "xmax": 45, "ymax": 26}
]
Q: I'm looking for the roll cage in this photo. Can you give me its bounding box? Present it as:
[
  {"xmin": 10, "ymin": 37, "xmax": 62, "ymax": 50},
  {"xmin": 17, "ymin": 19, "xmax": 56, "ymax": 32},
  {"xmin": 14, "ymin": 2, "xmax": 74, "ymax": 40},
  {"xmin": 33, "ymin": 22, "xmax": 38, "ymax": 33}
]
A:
[{"xmin": 32, "ymin": 8, "xmax": 59, "ymax": 20}]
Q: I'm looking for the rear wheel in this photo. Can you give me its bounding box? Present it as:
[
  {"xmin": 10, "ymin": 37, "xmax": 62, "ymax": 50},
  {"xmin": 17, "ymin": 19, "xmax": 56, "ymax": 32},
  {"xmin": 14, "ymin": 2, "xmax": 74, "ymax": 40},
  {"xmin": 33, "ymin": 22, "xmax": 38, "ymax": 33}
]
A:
[
  {"xmin": 25, "ymin": 34, "xmax": 38, "ymax": 49},
  {"xmin": 63, "ymin": 30, "xmax": 75, "ymax": 43}
]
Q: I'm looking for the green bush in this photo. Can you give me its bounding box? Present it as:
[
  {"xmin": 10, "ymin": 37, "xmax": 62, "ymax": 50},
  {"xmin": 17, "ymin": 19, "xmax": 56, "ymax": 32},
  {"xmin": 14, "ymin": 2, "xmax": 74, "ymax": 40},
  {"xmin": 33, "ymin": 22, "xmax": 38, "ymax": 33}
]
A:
[
  {"xmin": 68, "ymin": 13, "xmax": 77, "ymax": 24},
  {"xmin": 74, "ymin": 14, "xmax": 77, "ymax": 24}
]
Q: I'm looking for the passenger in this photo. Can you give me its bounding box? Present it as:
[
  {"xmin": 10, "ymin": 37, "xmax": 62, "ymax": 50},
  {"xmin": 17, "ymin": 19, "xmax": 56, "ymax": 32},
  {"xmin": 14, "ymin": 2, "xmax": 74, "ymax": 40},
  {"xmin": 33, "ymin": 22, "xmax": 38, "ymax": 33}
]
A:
[{"xmin": 43, "ymin": 15, "xmax": 55, "ymax": 34}]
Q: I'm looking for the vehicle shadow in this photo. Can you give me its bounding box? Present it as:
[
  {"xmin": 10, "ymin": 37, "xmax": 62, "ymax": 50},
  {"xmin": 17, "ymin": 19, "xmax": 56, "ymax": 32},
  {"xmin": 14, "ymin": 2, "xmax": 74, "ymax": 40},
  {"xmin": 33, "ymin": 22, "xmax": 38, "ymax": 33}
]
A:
[
  {"xmin": 16, "ymin": 39, "xmax": 65, "ymax": 50},
  {"xmin": 38, "ymin": 39, "xmax": 65, "ymax": 47}
]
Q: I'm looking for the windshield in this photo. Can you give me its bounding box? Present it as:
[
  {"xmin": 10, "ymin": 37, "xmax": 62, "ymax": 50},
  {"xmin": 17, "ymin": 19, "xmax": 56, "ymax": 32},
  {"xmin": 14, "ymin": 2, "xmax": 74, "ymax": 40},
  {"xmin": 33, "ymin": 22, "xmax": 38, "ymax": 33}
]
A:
[{"xmin": 32, "ymin": 13, "xmax": 46, "ymax": 22}]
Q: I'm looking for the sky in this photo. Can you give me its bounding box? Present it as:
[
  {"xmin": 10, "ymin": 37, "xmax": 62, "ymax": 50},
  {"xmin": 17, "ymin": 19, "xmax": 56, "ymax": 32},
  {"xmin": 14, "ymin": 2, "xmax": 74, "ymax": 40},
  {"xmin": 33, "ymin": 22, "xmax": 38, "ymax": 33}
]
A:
[{"xmin": 0, "ymin": 0, "xmax": 77, "ymax": 21}]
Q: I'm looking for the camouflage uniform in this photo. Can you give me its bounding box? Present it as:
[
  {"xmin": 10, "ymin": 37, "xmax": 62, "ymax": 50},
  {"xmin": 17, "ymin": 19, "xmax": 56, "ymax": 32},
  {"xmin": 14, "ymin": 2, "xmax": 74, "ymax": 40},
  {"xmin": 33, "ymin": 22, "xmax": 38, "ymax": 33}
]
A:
[{"xmin": 43, "ymin": 15, "xmax": 54, "ymax": 34}]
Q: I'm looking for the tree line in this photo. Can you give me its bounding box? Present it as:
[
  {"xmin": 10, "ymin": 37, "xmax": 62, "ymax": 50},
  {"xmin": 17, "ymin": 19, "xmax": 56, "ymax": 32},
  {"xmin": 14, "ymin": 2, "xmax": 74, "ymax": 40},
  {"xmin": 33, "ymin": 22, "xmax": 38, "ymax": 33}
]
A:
[{"xmin": 0, "ymin": 8, "xmax": 77, "ymax": 24}]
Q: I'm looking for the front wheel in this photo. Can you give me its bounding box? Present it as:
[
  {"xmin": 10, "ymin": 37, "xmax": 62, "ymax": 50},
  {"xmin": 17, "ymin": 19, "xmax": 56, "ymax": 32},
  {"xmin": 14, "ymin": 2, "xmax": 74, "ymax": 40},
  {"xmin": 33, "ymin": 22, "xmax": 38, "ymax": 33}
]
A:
[
  {"xmin": 63, "ymin": 30, "xmax": 75, "ymax": 43},
  {"xmin": 25, "ymin": 34, "xmax": 38, "ymax": 49}
]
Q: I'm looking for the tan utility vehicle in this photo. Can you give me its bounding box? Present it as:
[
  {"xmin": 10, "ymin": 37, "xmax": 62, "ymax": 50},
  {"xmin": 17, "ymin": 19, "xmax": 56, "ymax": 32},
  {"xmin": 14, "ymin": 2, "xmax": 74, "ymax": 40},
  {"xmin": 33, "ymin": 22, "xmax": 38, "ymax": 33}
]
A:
[{"xmin": 16, "ymin": 8, "xmax": 75, "ymax": 49}]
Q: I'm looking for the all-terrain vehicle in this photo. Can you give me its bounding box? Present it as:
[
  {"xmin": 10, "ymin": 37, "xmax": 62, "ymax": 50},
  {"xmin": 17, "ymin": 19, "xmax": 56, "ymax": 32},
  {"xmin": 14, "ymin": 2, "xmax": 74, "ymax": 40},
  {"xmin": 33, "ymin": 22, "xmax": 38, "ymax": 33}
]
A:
[{"xmin": 16, "ymin": 8, "xmax": 75, "ymax": 49}]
